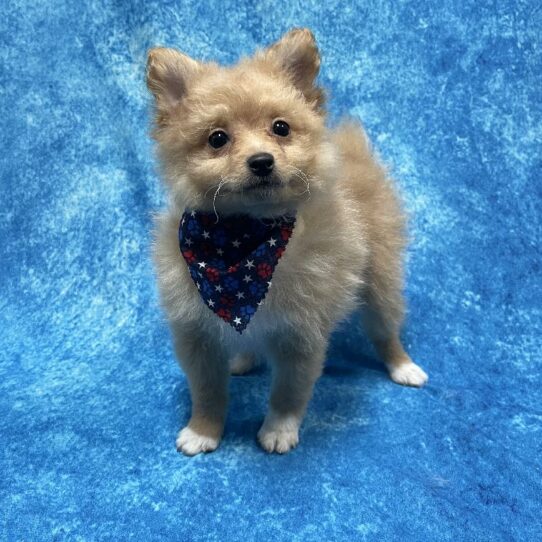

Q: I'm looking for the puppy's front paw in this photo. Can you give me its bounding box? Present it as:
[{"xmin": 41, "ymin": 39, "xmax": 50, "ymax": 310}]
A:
[
  {"xmin": 257, "ymin": 412, "xmax": 300, "ymax": 454},
  {"xmin": 388, "ymin": 362, "xmax": 428, "ymax": 387},
  {"xmin": 258, "ymin": 427, "xmax": 299, "ymax": 454},
  {"xmin": 176, "ymin": 426, "xmax": 220, "ymax": 456}
]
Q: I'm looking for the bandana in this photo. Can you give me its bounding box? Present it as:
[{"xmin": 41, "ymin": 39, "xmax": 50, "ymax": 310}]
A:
[{"xmin": 179, "ymin": 210, "xmax": 296, "ymax": 333}]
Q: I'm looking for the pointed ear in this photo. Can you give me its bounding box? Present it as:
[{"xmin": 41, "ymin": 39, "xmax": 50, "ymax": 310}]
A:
[
  {"xmin": 146, "ymin": 47, "xmax": 201, "ymax": 111},
  {"xmin": 263, "ymin": 28, "xmax": 322, "ymax": 104}
]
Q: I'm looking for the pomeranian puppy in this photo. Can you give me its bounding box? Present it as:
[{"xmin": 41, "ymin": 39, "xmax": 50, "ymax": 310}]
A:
[{"xmin": 146, "ymin": 28, "xmax": 428, "ymax": 455}]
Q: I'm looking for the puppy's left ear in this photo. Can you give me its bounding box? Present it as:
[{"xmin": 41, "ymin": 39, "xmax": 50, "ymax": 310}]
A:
[{"xmin": 263, "ymin": 28, "xmax": 324, "ymax": 109}]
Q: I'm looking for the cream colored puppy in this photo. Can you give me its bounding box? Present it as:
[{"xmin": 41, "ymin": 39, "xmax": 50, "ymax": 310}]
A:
[{"xmin": 147, "ymin": 28, "xmax": 428, "ymax": 456}]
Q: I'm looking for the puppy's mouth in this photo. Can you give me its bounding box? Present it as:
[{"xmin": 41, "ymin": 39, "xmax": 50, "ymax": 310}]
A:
[
  {"xmin": 241, "ymin": 176, "xmax": 282, "ymax": 192},
  {"xmin": 237, "ymin": 175, "xmax": 282, "ymax": 194}
]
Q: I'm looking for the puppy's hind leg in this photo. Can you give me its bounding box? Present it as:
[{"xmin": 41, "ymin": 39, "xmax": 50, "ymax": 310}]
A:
[
  {"xmin": 361, "ymin": 266, "xmax": 428, "ymax": 387},
  {"xmin": 229, "ymin": 352, "xmax": 256, "ymax": 375}
]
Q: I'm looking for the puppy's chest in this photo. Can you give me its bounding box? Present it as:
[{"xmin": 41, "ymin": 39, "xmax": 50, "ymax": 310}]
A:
[
  {"xmin": 167, "ymin": 206, "xmax": 367, "ymax": 337},
  {"xmin": 260, "ymin": 223, "xmax": 367, "ymax": 320}
]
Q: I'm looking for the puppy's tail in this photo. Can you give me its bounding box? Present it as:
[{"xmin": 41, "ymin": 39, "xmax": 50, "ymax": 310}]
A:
[
  {"xmin": 331, "ymin": 120, "xmax": 374, "ymax": 165},
  {"xmin": 331, "ymin": 120, "xmax": 390, "ymax": 185},
  {"xmin": 331, "ymin": 119, "xmax": 407, "ymax": 252}
]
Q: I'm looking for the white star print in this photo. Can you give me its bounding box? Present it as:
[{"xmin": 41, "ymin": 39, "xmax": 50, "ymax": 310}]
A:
[
  {"xmin": 232, "ymin": 239, "xmax": 241, "ymax": 248},
  {"xmin": 245, "ymin": 259, "xmax": 255, "ymax": 269},
  {"xmin": 242, "ymin": 275, "xmax": 252, "ymax": 283},
  {"xmin": 215, "ymin": 285, "xmax": 223, "ymax": 292},
  {"xmin": 202, "ymin": 230, "xmax": 210, "ymax": 239},
  {"xmin": 267, "ymin": 280, "xmax": 272, "ymax": 288},
  {"xmin": 196, "ymin": 282, "xmax": 200, "ymax": 290},
  {"xmin": 267, "ymin": 237, "xmax": 277, "ymax": 246},
  {"xmin": 233, "ymin": 317, "xmax": 242, "ymax": 325},
  {"xmin": 197, "ymin": 261, "xmax": 207, "ymax": 268},
  {"xmin": 235, "ymin": 291, "xmax": 245, "ymax": 300},
  {"xmin": 190, "ymin": 210, "xmax": 196, "ymax": 217},
  {"xmin": 216, "ymin": 248, "xmax": 224, "ymax": 255},
  {"xmin": 207, "ymin": 299, "xmax": 215, "ymax": 307},
  {"xmin": 257, "ymin": 300, "xmax": 263, "ymax": 306},
  {"xmin": 243, "ymin": 233, "xmax": 250, "ymax": 239},
  {"xmin": 185, "ymin": 238, "xmax": 193, "ymax": 246}
]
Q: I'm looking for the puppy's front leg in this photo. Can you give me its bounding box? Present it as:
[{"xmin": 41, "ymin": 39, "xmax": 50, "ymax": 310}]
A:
[
  {"xmin": 172, "ymin": 323, "xmax": 229, "ymax": 456},
  {"xmin": 258, "ymin": 332, "xmax": 326, "ymax": 454}
]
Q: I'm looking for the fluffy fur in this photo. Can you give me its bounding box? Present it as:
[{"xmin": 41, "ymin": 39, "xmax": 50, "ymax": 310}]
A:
[{"xmin": 146, "ymin": 28, "xmax": 428, "ymax": 455}]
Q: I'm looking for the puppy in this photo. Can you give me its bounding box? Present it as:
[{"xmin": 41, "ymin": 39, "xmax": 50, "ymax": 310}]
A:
[{"xmin": 146, "ymin": 28, "xmax": 428, "ymax": 455}]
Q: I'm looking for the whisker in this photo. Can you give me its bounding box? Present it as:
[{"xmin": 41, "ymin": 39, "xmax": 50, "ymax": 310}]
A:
[
  {"xmin": 203, "ymin": 181, "xmax": 221, "ymax": 199},
  {"xmin": 212, "ymin": 176, "xmax": 231, "ymax": 223},
  {"xmin": 285, "ymin": 165, "xmax": 312, "ymax": 200}
]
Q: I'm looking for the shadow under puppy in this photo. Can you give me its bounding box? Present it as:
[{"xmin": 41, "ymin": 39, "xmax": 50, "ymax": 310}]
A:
[{"xmin": 146, "ymin": 28, "xmax": 428, "ymax": 455}]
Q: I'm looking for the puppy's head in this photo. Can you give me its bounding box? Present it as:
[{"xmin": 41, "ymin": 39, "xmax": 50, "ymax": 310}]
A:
[{"xmin": 147, "ymin": 28, "xmax": 336, "ymax": 217}]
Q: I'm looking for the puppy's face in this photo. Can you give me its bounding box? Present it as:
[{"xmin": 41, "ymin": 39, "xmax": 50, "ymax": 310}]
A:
[{"xmin": 147, "ymin": 29, "xmax": 336, "ymax": 217}]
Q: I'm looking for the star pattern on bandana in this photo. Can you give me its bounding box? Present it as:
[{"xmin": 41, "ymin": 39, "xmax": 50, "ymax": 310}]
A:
[{"xmin": 179, "ymin": 211, "xmax": 296, "ymax": 333}]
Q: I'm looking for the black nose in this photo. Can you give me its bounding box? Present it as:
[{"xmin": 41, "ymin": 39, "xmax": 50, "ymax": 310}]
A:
[{"xmin": 247, "ymin": 152, "xmax": 274, "ymax": 177}]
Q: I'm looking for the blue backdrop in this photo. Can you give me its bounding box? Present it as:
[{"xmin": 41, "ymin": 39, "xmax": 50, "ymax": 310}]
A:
[{"xmin": 1, "ymin": 1, "xmax": 541, "ymax": 540}]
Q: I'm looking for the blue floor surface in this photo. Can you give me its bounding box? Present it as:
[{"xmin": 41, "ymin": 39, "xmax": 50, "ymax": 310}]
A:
[{"xmin": 1, "ymin": 1, "xmax": 541, "ymax": 540}]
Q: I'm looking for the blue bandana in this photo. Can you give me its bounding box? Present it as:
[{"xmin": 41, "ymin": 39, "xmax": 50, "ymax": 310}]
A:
[{"xmin": 179, "ymin": 210, "xmax": 296, "ymax": 333}]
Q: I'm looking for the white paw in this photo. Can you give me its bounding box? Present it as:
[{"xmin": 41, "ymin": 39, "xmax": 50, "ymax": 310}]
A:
[
  {"xmin": 176, "ymin": 426, "xmax": 220, "ymax": 456},
  {"xmin": 388, "ymin": 362, "xmax": 428, "ymax": 387},
  {"xmin": 257, "ymin": 412, "xmax": 300, "ymax": 454},
  {"xmin": 229, "ymin": 353, "xmax": 255, "ymax": 375}
]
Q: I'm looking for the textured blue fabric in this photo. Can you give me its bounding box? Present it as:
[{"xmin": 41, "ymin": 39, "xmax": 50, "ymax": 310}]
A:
[{"xmin": 1, "ymin": 1, "xmax": 541, "ymax": 541}]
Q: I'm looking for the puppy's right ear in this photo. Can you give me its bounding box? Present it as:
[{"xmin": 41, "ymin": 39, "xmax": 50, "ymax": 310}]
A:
[{"xmin": 146, "ymin": 47, "xmax": 201, "ymax": 112}]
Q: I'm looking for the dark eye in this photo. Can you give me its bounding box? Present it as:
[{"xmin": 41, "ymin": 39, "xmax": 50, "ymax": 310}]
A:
[
  {"xmin": 272, "ymin": 120, "xmax": 290, "ymax": 137},
  {"xmin": 208, "ymin": 130, "xmax": 229, "ymax": 149}
]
